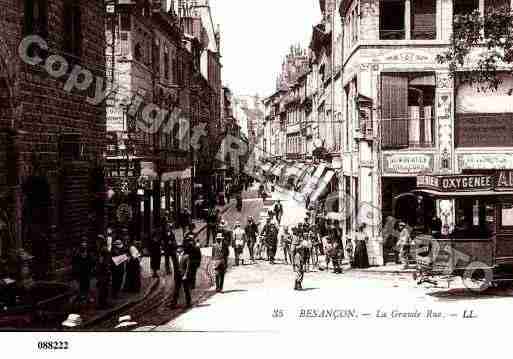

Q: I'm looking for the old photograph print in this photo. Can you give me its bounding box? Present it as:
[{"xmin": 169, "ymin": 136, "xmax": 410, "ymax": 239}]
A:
[{"xmin": 1, "ymin": 1, "xmax": 513, "ymax": 357}]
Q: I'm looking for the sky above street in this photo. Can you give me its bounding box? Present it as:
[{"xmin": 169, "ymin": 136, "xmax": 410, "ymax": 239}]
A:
[{"xmin": 210, "ymin": 0, "xmax": 321, "ymax": 98}]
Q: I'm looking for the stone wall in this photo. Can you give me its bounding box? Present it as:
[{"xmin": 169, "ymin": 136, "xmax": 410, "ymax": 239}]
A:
[{"xmin": 0, "ymin": 0, "xmax": 107, "ymax": 277}]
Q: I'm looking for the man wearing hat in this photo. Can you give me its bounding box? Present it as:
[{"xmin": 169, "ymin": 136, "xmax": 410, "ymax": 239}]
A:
[
  {"xmin": 261, "ymin": 217, "xmax": 278, "ymax": 264},
  {"xmin": 293, "ymin": 241, "xmax": 306, "ymax": 290},
  {"xmin": 111, "ymin": 238, "xmax": 127, "ymax": 299},
  {"xmin": 149, "ymin": 231, "xmax": 162, "ymax": 278},
  {"xmin": 212, "ymin": 233, "xmax": 229, "ymax": 292},
  {"xmin": 398, "ymin": 222, "xmax": 412, "ymax": 269},
  {"xmin": 245, "ymin": 216, "xmax": 259, "ymax": 262},
  {"xmin": 96, "ymin": 235, "xmax": 111, "ymax": 309},
  {"xmin": 72, "ymin": 239, "xmax": 94, "ymax": 303},
  {"xmin": 232, "ymin": 221, "xmax": 246, "ymax": 266},
  {"xmin": 170, "ymin": 240, "xmax": 193, "ymax": 309},
  {"xmin": 218, "ymin": 221, "xmax": 232, "ymax": 265},
  {"xmin": 189, "ymin": 236, "xmax": 202, "ymax": 289},
  {"xmin": 162, "ymin": 222, "xmax": 178, "ymax": 275}
]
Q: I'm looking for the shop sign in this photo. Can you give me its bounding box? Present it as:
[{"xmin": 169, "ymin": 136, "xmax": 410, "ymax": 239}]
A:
[
  {"xmin": 458, "ymin": 153, "xmax": 513, "ymax": 170},
  {"xmin": 382, "ymin": 50, "xmax": 433, "ymax": 63},
  {"xmin": 107, "ymin": 107, "xmax": 125, "ymax": 132},
  {"xmin": 384, "ymin": 154, "xmax": 434, "ymax": 174},
  {"xmin": 417, "ymin": 171, "xmax": 513, "ymax": 192}
]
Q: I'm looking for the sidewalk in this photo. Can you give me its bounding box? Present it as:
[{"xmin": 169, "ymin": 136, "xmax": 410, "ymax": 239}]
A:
[{"xmin": 79, "ymin": 257, "xmax": 157, "ymax": 329}]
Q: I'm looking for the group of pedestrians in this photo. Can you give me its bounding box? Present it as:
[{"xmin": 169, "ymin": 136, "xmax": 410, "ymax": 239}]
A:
[
  {"xmin": 71, "ymin": 229, "xmax": 143, "ymax": 309},
  {"xmin": 149, "ymin": 214, "xmax": 203, "ymax": 309}
]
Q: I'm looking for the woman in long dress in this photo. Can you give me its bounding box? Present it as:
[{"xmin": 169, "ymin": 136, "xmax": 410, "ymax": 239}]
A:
[{"xmin": 353, "ymin": 223, "xmax": 370, "ymax": 269}]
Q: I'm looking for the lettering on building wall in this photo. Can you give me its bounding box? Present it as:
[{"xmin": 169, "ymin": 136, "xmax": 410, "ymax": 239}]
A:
[
  {"xmin": 417, "ymin": 171, "xmax": 513, "ymax": 192},
  {"xmin": 384, "ymin": 153, "xmax": 434, "ymax": 174},
  {"xmin": 458, "ymin": 154, "xmax": 513, "ymax": 170}
]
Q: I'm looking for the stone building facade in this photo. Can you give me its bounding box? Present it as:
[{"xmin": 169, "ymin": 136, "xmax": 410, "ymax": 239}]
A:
[
  {"xmin": 259, "ymin": 0, "xmax": 513, "ymax": 266},
  {"xmin": 0, "ymin": 0, "xmax": 106, "ymax": 280}
]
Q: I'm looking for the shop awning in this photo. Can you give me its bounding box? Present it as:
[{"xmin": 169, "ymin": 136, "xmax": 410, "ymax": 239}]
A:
[
  {"xmin": 310, "ymin": 170, "xmax": 335, "ymax": 203},
  {"xmin": 414, "ymin": 189, "xmax": 513, "ymax": 197},
  {"xmin": 260, "ymin": 163, "xmax": 272, "ymax": 173},
  {"xmin": 284, "ymin": 163, "xmax": 305, "ymax": 180},
  {"xmin": 296, "ymin": 166, "xmax": 315, "ymax": 187},
  {"xmin": 272, "ymin": 164, "xmax": 286, "ymax": 177},
  {"xmin": 161, "ymin": 168, "xmax": 191, "ymax": 182},
  {"xmin": 141, "ymin": 163, "xmax": 158, "ymax": 180},
  {"xmin": 303, "ymin": 165, "xmax": 328, "ymax": 197}
]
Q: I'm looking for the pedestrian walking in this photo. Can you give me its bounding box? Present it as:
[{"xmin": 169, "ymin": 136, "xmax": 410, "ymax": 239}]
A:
[
  {"xmin": 212, "ymin": 233, "xmax": 228, "ymax": 292},
  {"xmin": 149, "ymin": 231, "xmax": 162, "ymax": 278},
  {"xmin": 323, "ymin": 235, "xmax": 333, "ymax": 271},
  {"xmin": 169, "ymin": 241, "xmax": 193, "ymax": 309},
  {"xmin": 206, "ymin": 206, "xmax": 218, "ymax": 247},
  {"xmin": 245, "ymin": 216, "xmax": 258, "ymax": 262},
  {"xmin": 302, "ymin": 231, "xmax": 313, "ymax": 272},
  {"xmin": 293, "ymin": 243, "xmax": 306, "ymax": 291},
  {"xmin": 111, "ymin": 239, "xmax": 128, "ymax": 299},
  {"xmin": 226, "ymin": 183, "xmax": 231, "ymax": 203},
  {"xmin": 398, "ymin": 222, "xmax": 412, "ymax": 269},
  {"xmin": 330, "ymin": 228, "xmax": 344, "ymax": 274},
  {"xmin": 190, "ymin": 238, "xmax": 202, "ymax": 289},
  {"xmin": 95, "ymin": 235, "xmax": 111, "ymax": 309},
  {"xmin": 218, "ymin": 220, "xmax": 232, "ymax": 265},
  {"xmin": 274, "ymin": 200, "xmax": 284, "ymax": 224},
  {"xmin": 72, "ymin": 239, "xmax": 94, "ymax": 304},
  {"xmin": 233, "ymin": 222, "xmax": 246, "ymax": 266},
  {"xmin": 124, "ymin": 244, "xmax": 142, "ymax": 293},
  {"xmin": 353, "ymin": 224, "xmax": 370, "ymax": 269},
  {"xmin": 162, "ymin": 222, "xmax": 177, "ymax": 275},
  {"xmin": 261, "ymin": 217, "xmax": 278, "ymax": 264},
  {"xmin": 281, "ymin": 226, "xmax": 292, "ymax": 264},
  {"xmin": 346, "ymin": 238, "xmax": 354, "ymax": 267},
  {"xmin": 290, "ymin": 226, "xmax": 301, "ymax": 267}
]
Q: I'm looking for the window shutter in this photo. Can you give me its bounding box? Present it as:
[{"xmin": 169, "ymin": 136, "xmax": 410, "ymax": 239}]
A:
[
  {"xmin": 381, "ymin": 74, "xmax": 409, "ymax": 148},
  {"xmin": 412, "ymin": 0, "xmax": 436, "ymax": 39},
  {"xmin": 23, "ymin": 0, "xmax": 34, "ymax": 36},
  {"xmin": 74, "ymin": 5, "xmax": 82, "ymax": 57},
  {"xmin": 63, "ymin": 2, "xmax": 73, "ymax": 54}
]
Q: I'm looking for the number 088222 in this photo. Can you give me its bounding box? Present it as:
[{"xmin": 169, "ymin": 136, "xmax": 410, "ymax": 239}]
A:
[{"xmin": 37, "ymin": 341, "xmax": 69, "ymax": 350}]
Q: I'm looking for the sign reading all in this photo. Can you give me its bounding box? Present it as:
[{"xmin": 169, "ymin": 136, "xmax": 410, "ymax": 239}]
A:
[{"xmin": 417, "ymin": 171, "xmax": 513, "ymax": 192}]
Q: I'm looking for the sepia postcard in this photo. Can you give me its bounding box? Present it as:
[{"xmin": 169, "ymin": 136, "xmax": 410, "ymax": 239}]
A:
[{"xmin": 1, "ymin": 0, "xmax": 513, "ymax": 357}]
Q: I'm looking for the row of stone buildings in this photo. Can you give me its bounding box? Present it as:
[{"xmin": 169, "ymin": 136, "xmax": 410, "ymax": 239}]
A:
[
  {"xmin": 0, "ymin": 0, "xmax": 228, "ymax": 282},
  {"xmin": 104, "ymin": 0, "xmax": 225, "ymax": 243},
  {"xmin": 260, "ymin": 0, "xmax": 513, "ymax": 265}
]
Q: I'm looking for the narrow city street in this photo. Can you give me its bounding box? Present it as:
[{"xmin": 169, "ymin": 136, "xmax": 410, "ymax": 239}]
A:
[{"xmin": 131, "ymin": 187, "xmax": 513, "ymax": 332}]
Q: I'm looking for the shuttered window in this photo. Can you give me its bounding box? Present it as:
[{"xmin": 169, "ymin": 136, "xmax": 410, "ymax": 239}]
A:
[
  {"xmin": 412, "ymin": 0, "xmax": 436, "ymax": 39},
  {"xmin": 63, "ymin": 1, "xmax": 82, "ymax": 58},
  {"xmin": 381, "ymin": 74, "xmax": 409, "ymax": 148},
  {"xmin": 23, "ymin": 0, "xmax": 48, "ymax": 38}
]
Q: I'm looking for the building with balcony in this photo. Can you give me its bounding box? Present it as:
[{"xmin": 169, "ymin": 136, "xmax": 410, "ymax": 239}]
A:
[
  {"xmin": 339, "ymin": 0, "xmax": 513, "ymax": 265},
  {"xmin": 104, "ymin": 0, "xmax": 224, "ymax": 240}
]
